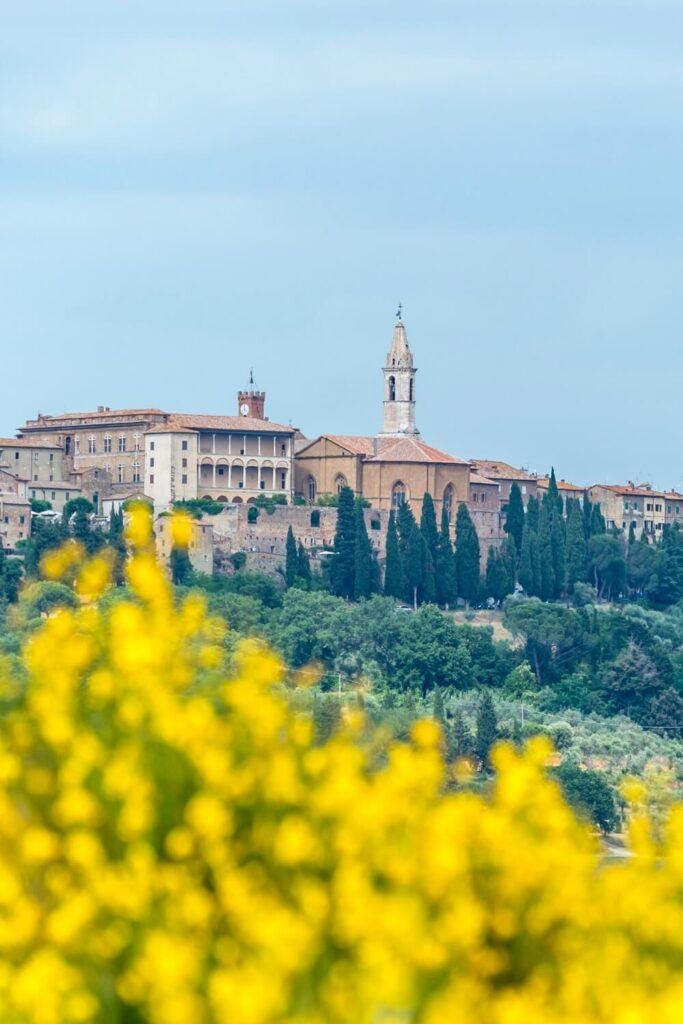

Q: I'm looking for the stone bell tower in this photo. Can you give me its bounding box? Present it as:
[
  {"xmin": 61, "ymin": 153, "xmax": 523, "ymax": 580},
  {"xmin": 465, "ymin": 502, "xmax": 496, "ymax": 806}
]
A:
[{"xmin": 378, "ymin": 307, "xmax": 419, "ymax": 437}]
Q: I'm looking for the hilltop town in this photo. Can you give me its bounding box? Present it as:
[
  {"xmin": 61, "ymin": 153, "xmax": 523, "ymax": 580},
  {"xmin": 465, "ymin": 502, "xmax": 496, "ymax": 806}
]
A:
[{"xmin": 2, "ymin": 313, "xmax": 682, "ymax": 581}]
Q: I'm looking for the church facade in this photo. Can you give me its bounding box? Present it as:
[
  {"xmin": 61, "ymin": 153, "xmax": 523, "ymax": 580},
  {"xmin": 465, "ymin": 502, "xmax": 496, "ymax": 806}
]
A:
[{"xmin": 294, "ymin": 315, "xmax": 472, "ymax": 525}]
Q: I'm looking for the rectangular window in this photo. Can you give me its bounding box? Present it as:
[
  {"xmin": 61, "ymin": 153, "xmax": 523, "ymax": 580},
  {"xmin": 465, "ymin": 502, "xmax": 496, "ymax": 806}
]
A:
[
  {"xmin": 104, "ymin": 436, "xmax": 112, "ymax": 453},
  {"xmin": 19, "ymin": 515, "xmax": 25, "ymax": 524},
  {"xmin": 88, "ymin": 437, "xmax": 96, "ymax": 454},
  {"xmin": 149, "ymin": 474, "xmax": 155, "ymax": 484},
  {"xmin": 624, "ymin": 502, "xmax": 629, "ymax": 510},
  {"xmin": 667, "ymin": 506, "xmax": 672, "ymax": 514},
  {"xmin": 182, "ymin": 441, "xmax": 188, "ymax": 451},
  {"xmin": 49, "ymin": 453, "xmax": 54, "ymax": 462},
  {"xmin": 65, "ymin": 492, "xmax": 70, "ymax": 500},
  {"xmin": 14, "ymin": 452, "xmax": 19, "ymax": 460},
  {"xmin": 657, "ymin": 523, "xmax": 663, "ymax": 530},
  {"xmin": 150, "ymin": 458, "xmax": 155, "ymax": 468},
  {"xmin": 182, "ymin": 474, "xmax": 187, "ymax": 484},
  {"xmin": 655, "ymin": 504, "xmax": 662, "ymax": 512},
  {"xmin": 218, "ymin": 467, "xmax": 224, "ymax": 475},
  {"xmin": 633, "ymin": 502, "xmax": 639, "ymax": 510},
  {"xmin": 31, "ymin": 490, "xmax": 36, "ymax": 498},
  {"xmin": 280, "ymin": 472, "xmax": 286, "ymax": 488},
  {"xmin": 51, "ymin": 492, "xmax": 55, "ymax": 500},
  {"xmin": 260, "ymin": 480, "xmax": 265, "ymax": 490},
  {"xmin": 182, "ymin": 458, "xmax": 187, "ymax": 468},
  {"xmin": 118, "ymin": 436, "xmax": 126, "ymax": 453},
  {"xmin": 150, "ymin": 441, "xmax": 155, "ymax": 451}
]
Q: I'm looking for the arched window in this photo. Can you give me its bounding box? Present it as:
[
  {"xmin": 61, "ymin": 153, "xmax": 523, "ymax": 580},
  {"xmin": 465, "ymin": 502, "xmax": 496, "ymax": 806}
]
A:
[
  {"xmin": 307, "ymin": 475, "xmax": 317, "ymax": 503},
  {"xmin": 117, "ymin": 463, "xmax": 125, "ymax": 483},
  {"xmin": 335, "ymin": 474, "xmax": 348, "ymax": 493},
  {"xmin": 103, "ymin": 434, "xmax": 112, "ymax": 453},
  {"xmin": 409, "ymin": 377, "xmax": 414, "ymax": 402},
  {"xmin": 118, "ymin": 433, "xmax": 127, "ymax": 453},
  {"xmin": 74, "ymin": 436, "xmax": 80, "ymax": 455},
  {"xmin": 391, "ymin": 481, "xmax": 407, "ymax": 509},
  {"xmin": 388, "ymin": 375, "xmax": 396, "ymax": 401},
  {"xmin": 133, "ymin": 432, "xmax": 141, "ymax": 451},
  {"xmin": 88, "ymin": 435, "xmax": 96, "ymax": 454},
  {"xmin": 132, "ymin": 460, "xmax": 141, "ymax": 484},
  {"xmin": 443, "ymin": 484, "xmax": 454, "ymax": 523}
]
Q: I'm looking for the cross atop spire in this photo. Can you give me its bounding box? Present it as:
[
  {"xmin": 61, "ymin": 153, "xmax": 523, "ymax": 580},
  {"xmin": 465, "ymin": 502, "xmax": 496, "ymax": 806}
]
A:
[{"xmin": 396, "ymin": 302, "xmax": 402, "ymax": 321}]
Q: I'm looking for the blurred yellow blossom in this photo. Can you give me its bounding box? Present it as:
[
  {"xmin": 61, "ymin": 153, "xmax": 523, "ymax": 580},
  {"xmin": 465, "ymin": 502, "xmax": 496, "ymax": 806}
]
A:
[{"xmin": 2, "ymin": 505, "xmax": 683, "ymax": 1023}]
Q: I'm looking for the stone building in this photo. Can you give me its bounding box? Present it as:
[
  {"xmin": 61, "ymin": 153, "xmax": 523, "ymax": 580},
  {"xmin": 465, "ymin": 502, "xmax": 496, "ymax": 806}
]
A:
[
  {"xmin": 155, "ymin": 515, "xmax": 214, "ymax": 575},
  {"xmin": 536, "ymin": 475, "xmax": 585, "ymax": 506},
  {"xmin": 0, "ymin": 493, "xmax": 31, "ymax": 551},
  {"xmin": 469, "ymin": 472, "xmax": 504, "ymax": 564},
  {"xmin": 145, "ymin": 406, "xmax": 295, "ymax": 512},
  {"xmin": 294, "ymin": 314, "xmax": 471, "ymax": 527},
  {"xmin": 17, "ymin": 386, "xmax": 297, "ymax": 513},
  {"xmin": 18, "ymin": 409, "xmax": 164, "ymax": 494},
  {"xmin": 468, "ymin": 459, "xmax": 539, "ymax": 508},
  {"xmin": 587, "ymin": 483, "xmax": 683, "ymax": 540}
]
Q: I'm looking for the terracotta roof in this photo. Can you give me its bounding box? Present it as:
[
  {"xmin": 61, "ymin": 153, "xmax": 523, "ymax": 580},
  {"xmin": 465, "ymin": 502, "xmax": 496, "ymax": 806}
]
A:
[
  {"xmin": 22, "ymin": 409, "xmax": 167, "ymax": 424},
  {"xmin": 367, "ymin": 438, "xmax": 468, "ymax": 465},
  {"xmin": 322, "ymin": 435, "xmax": 377, "ymax": 456},
  {"xmin": 0, "ymin": 494, "xmax": 31, "ymax": 506},
  {"xmin": 170, "ymin": 414, "xmax": 296, "ymax": 435},
  {"xmin": 0, "ymin": 437, "xmax": 62, "ymax": 450},
  {"xmin": 591, "ymin": 484, "xmax": 668, "ymax": 499},
  {"xmin": 537, "ymin": 476, "xmax": 584, "ymax": 492},
  {"xmin": 145, "ymin": 423, "xmax": 198, "ymax": 435},
  {"xmin": 470, "ymin": 472, "xmax": 499, "ymax": 486},
  {"xmin": 470, "ymin": 459, "xmax": 536, "ymax": 481}
]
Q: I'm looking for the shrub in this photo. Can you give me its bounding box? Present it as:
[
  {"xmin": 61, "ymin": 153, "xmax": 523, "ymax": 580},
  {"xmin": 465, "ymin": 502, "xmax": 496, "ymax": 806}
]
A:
[{"xmin": 3, "ymin": 509, "xmax": 683, "ymax": 1023}]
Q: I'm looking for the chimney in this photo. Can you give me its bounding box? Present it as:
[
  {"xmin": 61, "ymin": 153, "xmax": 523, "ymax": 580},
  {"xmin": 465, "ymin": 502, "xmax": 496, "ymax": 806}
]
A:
[{"xmin": 97, "ymin": 405, "xmax": 105, "ymax": 413}]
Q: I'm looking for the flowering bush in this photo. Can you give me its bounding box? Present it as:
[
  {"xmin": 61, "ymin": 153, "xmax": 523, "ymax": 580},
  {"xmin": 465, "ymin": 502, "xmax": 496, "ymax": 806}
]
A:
[{"xmin": 2, "ymin": 504, "xmax": 683, "ymax": 1023}]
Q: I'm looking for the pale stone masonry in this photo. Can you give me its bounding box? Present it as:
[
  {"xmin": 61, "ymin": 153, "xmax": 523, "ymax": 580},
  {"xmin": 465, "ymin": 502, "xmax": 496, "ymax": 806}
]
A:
[{"xmin": 17, "ymin": 391, "xmax": 297, "ymax": 514}]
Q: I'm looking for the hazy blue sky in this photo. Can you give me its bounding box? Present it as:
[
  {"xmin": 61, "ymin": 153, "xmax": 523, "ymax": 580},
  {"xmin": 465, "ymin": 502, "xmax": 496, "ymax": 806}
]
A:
[{"xmin": 2, "ymin": 0, "xmax": 682, "ymax": 488}]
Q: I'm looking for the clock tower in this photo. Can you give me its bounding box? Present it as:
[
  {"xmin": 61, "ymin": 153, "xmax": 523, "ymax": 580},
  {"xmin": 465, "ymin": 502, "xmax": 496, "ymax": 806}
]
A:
[{"xmin": 237, "ymin": 370, "xmax": 266, "ymax": 419}]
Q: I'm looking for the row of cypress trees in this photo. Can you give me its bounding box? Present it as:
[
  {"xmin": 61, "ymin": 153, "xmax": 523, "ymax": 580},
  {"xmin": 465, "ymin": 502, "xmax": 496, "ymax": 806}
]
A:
[{"xmin": 504, "ymin": 469, "xmax": 606, "ymax": 599}]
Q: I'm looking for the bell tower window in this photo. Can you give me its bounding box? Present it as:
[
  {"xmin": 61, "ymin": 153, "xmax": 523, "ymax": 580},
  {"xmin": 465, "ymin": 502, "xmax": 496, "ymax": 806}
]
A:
[{"xmin": 388, "ymin": 376, "xmax": 396, "ymax": 401}]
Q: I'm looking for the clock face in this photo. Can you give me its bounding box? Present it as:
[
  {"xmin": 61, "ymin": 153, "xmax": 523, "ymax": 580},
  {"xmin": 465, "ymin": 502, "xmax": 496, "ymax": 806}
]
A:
[{"xmin": 240, "ymin": 403, "xmax": 250, "ymax": 416}]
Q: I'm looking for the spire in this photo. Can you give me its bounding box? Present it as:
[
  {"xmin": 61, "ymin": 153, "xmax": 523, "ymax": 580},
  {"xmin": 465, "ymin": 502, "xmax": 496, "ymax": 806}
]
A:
[{"xmin": 386, "ymin": 308, "xmax": 413, "ymax": 369}]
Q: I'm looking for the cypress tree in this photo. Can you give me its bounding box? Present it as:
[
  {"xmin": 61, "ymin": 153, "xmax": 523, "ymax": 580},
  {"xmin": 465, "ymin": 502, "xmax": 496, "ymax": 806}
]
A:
[
  {"xmin": 432, "ymin": 685, "xmax": 446, "ymax": 725},
  {"xmin": 404, "ymin": 520, "xmax": 424, "ymax": 609},
  {"xmin": 628, "ymin": 521, "xmax": 637, "ymax": 545},
  {"xmin": 436, "ymin": 506, "xmax": 458, "ymax": 607},
  {"xmin": 502, "ymin": 534, "xmax": 517, "ymax": 589},
  {"xmin": 544, "ymin": 467, "xmax": 564, "ymax": 517},
  {"xmin": 519, "ymin": 521, "xmax": 535, "ymax": 595},
  {"xmin": 526, "ymin": 495, "xmax": 540, "ymax": 533},
  {"xmin": 420, "ymin": 492, "xmax": 439, "ymax": 568},
  {"xmin": 419, "ymin": 535, "xmax": 437, "ymax": 605},
  {"xmin": 504, "ymin": 482, "xmax": 525, "ymax": 554},
  {"xmin": 591, "ymin": 503, "xmax": 606, "ymax": 536},
  {"xmin": 330, "ymin": 486, "xmax": 356, "ymax": 598},
  {"xmin": 170, "ymin": 545, "xmax": 192, "ymax": 585},
  {"xmin": 566, "ymin": 501, "xmax": 587, "ymax": 592},
  {"xmin": 313, "ymin": 694, "xmax": 341, "ymax": 745},
  {"xmin": 452, "ymin": 709, "xmax": 473, "ymax": 759},
  {"xmin": 353, "ymin": 502, "xmax": 373, "ymax": 600},
  {"xmin": 297, "ymin": 541, "xmax": 311, "ymax": 585},
  {"xmin": 550, "ymin": 510, "xmax": 566, "ymax": 597},
  {"xmin": 384, "ymin": 512, "xmax": 405, "ymax": 599},
  {"xmin": 285, "ymin": 526, "xmax": 299, "ymax": 588},
  {"xmin": 396, "ymin": 500, "xmax": 416, "ymax": 558},
  {"xmin": 485, "ymin": 546, "xmax": 511, "ymax": 603},
  {"xmin": 475, "ymin": 691, "xmax": 498, "ymax": 771},
  {"xmin": 455, "ymin": 502, "xmax": 481, "ymax": 606},
  {"xmin": 582, "ymin": 493, "xmax": 593, "ymax": 539},
  {"xmin": 538, "ymin": 503, "xmax": 554, "ymax": 601}
]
